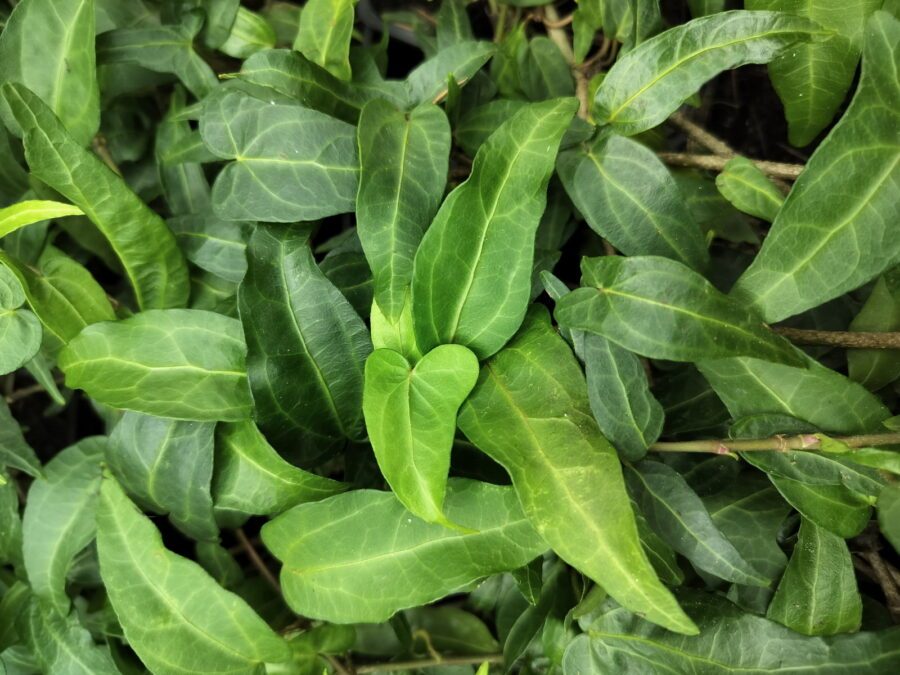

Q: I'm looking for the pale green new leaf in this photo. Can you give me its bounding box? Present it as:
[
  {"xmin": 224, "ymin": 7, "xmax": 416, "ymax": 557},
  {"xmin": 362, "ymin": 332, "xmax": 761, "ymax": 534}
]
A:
[
  {"xmin": 406, "ymin": 41, "xmax": 496, "ymax": 105},
  {"xmin": 58, "ymin": 309, "xmax": 253, "ymax": 421},
  {"xmin": 0, "ymin": 201, "xmax": 82, "ymax": 239},
  {"xmin": 555, "ymin": 256, "xmax": 803, "ymax": 366},
  {"xmin": 0, "ymin": 0, "xmax": 100, "ymax": 146},
  {"xmin": 363, "ymin": 345, "xmax": 479, "ymax": 525},
  {"xmin": 201, "ymin": 90, "xmax": 358, "ymax": 222},
  {"xmin": 357, "ymin": 100, "xmax": 450, "ymax": 322},
  {"xmin": 293, "ymin": 0, "xmax": 356, "ymax": 81},
  {"xmin": 594, "ymin": 11, "xmax": 820, "ymax": 135},
  {"xmin": 557, "ymin": 133, "xmax": 709, "ymax": 270},
  {"xmin": 213, "ymin": 421, "xmax": 346, "ymax": 521},
  {"xmin": 458, "ymin": 307, "xmax": 697, "ymax": 635},
  {"xmin": 767, "ymin": 518, "xmax": 862, "ymax": 635},
  {"xmin": 262, "ymin": 479, "xmax": 547, "ymax": 623},
  {"xmin": 2, "ymin": 82, "xmax": 189, "ymax": 310},
  {"xmin": 22, "ymin": 438, "xmax": 104, "ymax": 615},
  {"xmin": 715, "ymin": 156, "xmax": 785, "ymax": 222},
  {"xmin": 411, "ymin": 98, "xmax": 577, "ymax": 359},
  {"xmin": 732, "ymin": 11, "xmax": 900, "ymax": 322},
  {"xmin": 0, "ymin": 265, "xmax": 41, "ymax": 376},
  {"xmin": 20, "ymin": 600, "xmax": 118, "ymax": 675},
  {"xmin": 97, "ymin": 476, "xmax": 291, "ymax": 674},
  {"xmin": 848, "ymin": 268, "xmax": 900, "ymax": 391}
]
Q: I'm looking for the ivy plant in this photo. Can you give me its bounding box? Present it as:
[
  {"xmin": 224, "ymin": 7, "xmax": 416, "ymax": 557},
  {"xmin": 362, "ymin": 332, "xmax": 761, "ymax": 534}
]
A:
[{"xmin": 0, "ymin": 0, "xmax": 899, "ymax": 673}]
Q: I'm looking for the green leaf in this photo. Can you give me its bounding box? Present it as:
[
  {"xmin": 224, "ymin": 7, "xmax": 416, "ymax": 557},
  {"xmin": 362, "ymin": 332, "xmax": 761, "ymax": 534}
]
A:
[
  {"xmin": 848, "ymin": 268, "xmax": 900, "ymax": 391},
  {"xmin": 625, "ymin": 460, "xmax": 771, "ymax": 587},
  {"xmin": 0, "ymin": 476, "xmax": 23, "ymax": 568},
  {"xmin": 556, "ymin": 256, "xmax": 803, "ymax": 366},
  {"xmin": 363, "ymin": 345, "xmax": 479, "ymax": 525},
  {"xmin": 156, "ymin": 86, "xmax": 212, "ymax": 216},
  {"xmin": 213, "ymin": 420, "xmax": 346, "ymax": 521},
  {"xmin": 594, "ymin": 10, "xmax": 821, "ymax": 135},
  {"xmin": 565, "ymin": 590, "xmax": 900, "ymax": 673},
  {"xmin": 0, "ymin": 399, "xmax": 41, "ymax": 478},
  {"xmin": 2, "ymin": 82, "xmax": 189, "ymax": 310},
  {"xmin": 97, "ymin": 476, "xmax": 291, "ymax": 674},
  {"xmin": 357, "ymin": 100, "xmax": 450, "ymax": 322},
  {"xmin": 200, "ymin": 90, "xmax": 359, "ymax": 222},
  {"xmin": 0, "ymin": 0, "xmax": 100, "ymax": 146},
  {"xmin": 406, "ymin": 41, "xmax": 496, "ymax": 105},
  {"xmin": 767, "ymin": 518, "xmax": 862, "ymax": 635},
  {"xmin": 97, "ymin": 10, "xmax": 218, "ymax": 99},
  {"xmin": 22, "ymin": 438, "xmax": 104, "ymax": 614},
  {"xmin": 519, "ymin": 37, "xmax": 575, "ymax": 101},
  {"xmin": 458, "ymin": 307, "xmax": 697, "ymax": 635},
  {"xmin": 20, "ymin": 600, "xmax": 118, "ymax": 675},
  {"xmin": 108, "ymin": 412, "xmax": 218, "ymax": 541},
  {"xmin": 293, "ymin": 0, "xmax": 356, "ymax": 81},
  {"xmin": 557, "ymin": 133, "xmax": 709, "ymax": 270},
  {"xmin": 732, "ymin": 11, "xmax": 900, "ymax": 322},
  {"xmin": 239, "ymin": 224, "xmax": 371, "ymax": 457},
  {"xmin": 747, "ymin": 0, "xmax": 882, "ymax": 146},
  {"xmin": 411, "ymin": 98, "xmax": 577, "ymax": 359},
  {"xmin": 0, "ymin": 201, "xmax": 82, "ymax": 239},
  {"xmin": 0, "ymin": 265, "xmax": 41, "ymax": 376},
  {"xmin": 58, "ymin": 309, "xmax": 253, "ymax": 421},
  {"xmin": 437, "ymin": 0, "xmax": 474, "ymax": 49},
  {"xmin": 168, "ymin": 214, "xmax": 249, "ymax": 285},
  {"xmin": 219, "ymin": 7, "xmax": 277, "ymax": 60},
  {"xmin": 583, "ymin": 333, "xmax": 663, "ymax": 461},
  {"xmin": 770, "ymin": 476, "xmax": 872, "ymax": 538},
  {"xmin": 455, "ymin": 99, "xmax": 527, "ymax": 157},
  {"xmin": 715, "ymin": 156, "xmax": 785, "ymax": 222},
  {"xmin": 262, "ymin": 479, "xmax": 546, "ymax": 623},
  {"xmin": 879, "ymin": 485, "xmax": 900, "ymax": 553},
  {"xmin": 689, "ymin": 0, "xmax": 727, "ymax": 17}
]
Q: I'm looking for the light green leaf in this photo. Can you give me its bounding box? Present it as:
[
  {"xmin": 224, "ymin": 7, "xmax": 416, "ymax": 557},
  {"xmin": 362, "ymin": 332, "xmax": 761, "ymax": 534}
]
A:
[
  {"xmin": 22, "ymin": 438, "xmax": 104, "ymax": 614},
  {"xmin": 411, "ymin": 98, "xmax": 577, "ymax": 359},
  {"xmin": 594, "ymin": 11, "xmax": 821, "ymax": 135},
  {"xmin": 715, "ymin": 156, "xmax": 785, "ymax": 222},
  {"xmin": 732, "ymin": 11, "xmax": 900, "ymax": 322},
  {"xmin": 406, "ymin": 41, "xmax": 496, "ymax": 105},
  {"xmin": 767, "ymin": 518, "xmax": 861, "ymax": 635},
  {"xmin": 689, "ymin": 0, "xmax": 727, "ymax": 17},
  {"xmin": 2, "ymin": 82, "xmax": 189, "ymax": 310},
  {"xmin": 108, "ymin": 412, "xmax": 218, "ymax": 541},
  {"xmin": 455, "ymin": 99, "xmax": 527, "ymax": 157},
  {"xmin": 0, "ymin": 476, "xmax": 23, "ymax": 568},
  {"xmin": 557, "ymin": 133, "xmax": 709, "ymax": 269},
  {"xmin": 168, "ymin": 214, "xmax": 249, "ymax": 285},
  {"xmin": 747, "ymin": 0, "xmax": 882, "ymax": 146},
  {"xmin": 625, "ymin": 460, "xmax": 771, "ymax": 587},
  {"xmin": 458, "ymin": 306, "xmax": 697, "ymax": 635},
  {"xmin": 20, "ymin": 600, "xmax": 118, "ymax": 675},
  {"xmin": 357, "ymin": 100, "xmax": 450, "ymax": 322},
  {"xmin": 97, "ymin": 476, "xmax": 291, "ymax": 674},
  {"xmin": 213, "ymin": 420, "xmax": 346, "ymax": 521},
  {"xmin": 220, "ymin": 7, "xmax": 277, "ymax": 60},
  {"xmin": 262, "ymin": 479, "xmax": 547, "ymax": 623},
  {"xmin": 555, "ymin": 256, "xmax": 803, "ymax": 366},
  {"xmin": 0, "ymin": 0, "xmax": 99, "ymax": 146},
  {"xmin": 879, "ymin": 485, "xmax": 900, "ymax": 553},
  {"xmin": 200, "ymin": 90, "xmax": 358, "ymax": 222},
  {"xmin": 239, "ymin": 224, "xmax": 371, "ymax": 458},
  {"xmin": 437, "ymin": 0, "xmax": 474, "ymax": 49},
  {"xmin": 363, "ymin": 345, "xmax": 479, "ymax": 525},
  {"xmin": 0, "ymin": 201, "xmax": 82, "ymax": 239},
  {"xmin": 293, "ymin": 0, "xmax": 356, "ymax": 81},
  {"xmin": 848, "ymin": 268, "xmax": 900, "ymax": 391},
  {"xmin": 58, "ymin": 309, "xmax": 253, "ymax": 421},
  {"xmin": 0, "ymin": 399, "xmax": 41, "ymax": 478},
  {"xmin": 519, "ymin": 37, "xmax": 575, "ymax": 101},
  {"xmin": 0, "ymin": 265, "xmax": 42, "ymax": 376}
]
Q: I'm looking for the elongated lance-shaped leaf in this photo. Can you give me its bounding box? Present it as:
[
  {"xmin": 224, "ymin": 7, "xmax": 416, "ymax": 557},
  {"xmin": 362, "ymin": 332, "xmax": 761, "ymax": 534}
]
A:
[
  {"xmin": 732, "ymin": 11, "xmax": 900, "ymax": 322},
  {"xmin": 556, "ymin": 256, "xmax": 803, "ymax": 366},
  {"xmin": 22, "ymin": 438, "xmax": 104, "ymax": 615},
  {"xmin": 0, "ymin": 399, "xmax": 41, "ymax": 478},
  {"xmin": 357, "ymin": 100, "xmax": 450, "ymax": 322},
  {"xmin": 1, "ymin": 83, "xmax": 189, "ymax": 310},
  {"xmin": 458, "ymin": 306, "xmax": 697, "ymax": 635},
  {"xmin": 58, "ymin": 309, "xmax": 253, "ymax": 421},
  {"xmin": 715, "ymin": 156, "xmax": 784, "ymax": 222},
  {"xmin": 406, "ymin": 41, "xmax": 496, "ymax": 105},
  {"xmin": 363, "ymin": 345, "xmax": 479, "ymax": 526},
  {"xmin": 293, "ymin": 0, "xmax": 356, "ymax": 81},
  {"xmin": 565, "ymin": 590, "xmax": 900, "ymax": 674},
  {"xmin": 767, "ymin": 518, "xmax": 862, "ymax": 635},
  {"xmin": 156, "ymin": 86, "xmax": 211, "ymax": 216},
  {"xmin": 239, "ymin": 225, "xmax": 371, "ymax": 459},
  {"xmin": 625, "ymin": 460, "xmax": 771, "ymax": 587},
  {"xmin": 411, "ymin": 98, "xmax": 577, "ymax": 359},
  {"xmin": 594, "ymin": 11, "xmax": 821, "ymax": 135},
  {"xmin": 0, "ymin": 265, "xmax": 42, "ymax": 376},
  {"xmin": 557, "ymin": 133, "xmax": 709, "ymax": 270},
  {"xmin": 213, "ymin": 421, "xmax": 346, "ymax": 522},
  {"xmin": 262, "ymin": 479, "xmax": 547, "ymax": 624},
  {"xmin": 0, "ymin": 201, "xmax": 82, "ymax": 239},
  {"xmin": 0, "ymin": 0, "xmax": 99, "ymax": 146},
  {"xmin": 201, "ymin": 89, "xmax": 359, "ymax": 222},
  {"xmin": 848, "ymin": 268, "xmax": 900, "ymax": 391},
  {"xmin": 97, "ymin": 476, "xmax": 291, "ymax": 674},
  {"xmin": 771, "ymin": 476, "xmax": 872, "ymax": 539},
  {"xmin": 747, "ymin": 0, "xmax": 882, "ymax": 147},
  {"xmin": 108, "ymin": 412, "xmax": 218, "ymax": 541}
]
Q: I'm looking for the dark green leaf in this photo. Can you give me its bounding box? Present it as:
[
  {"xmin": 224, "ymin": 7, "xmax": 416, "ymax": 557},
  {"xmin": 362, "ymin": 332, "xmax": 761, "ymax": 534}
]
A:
[
  {"xmin": 0, "ymin": 399, "xmax": 41, "ymax": 478},
  {"xmin": 848, "ymin": 268, "xmax": 900, "ymax": 391}
]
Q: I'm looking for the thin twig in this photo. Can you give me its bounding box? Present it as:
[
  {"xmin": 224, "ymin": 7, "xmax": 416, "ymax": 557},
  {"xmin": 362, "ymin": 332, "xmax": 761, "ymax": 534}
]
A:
[
  {"xmin": 650, "ymin": 432, "xmax": 900, "ymax": 455},
  {"xmin": 657, "ymin": 152, "xmax": 805, "ymax": 180},
  {"xmin": 860, "ymin": 552, "xmax": 900, "ymax": 621},
  {"xmin": 5, "ymin": 377, "xmax": 64, "ymax": 404},
  {"xmin": 235, "ymin": 528, "xmax": 281, "ymax": 595},
  {"xmin": 542, "ymin": 11, "xmax": 573, "ymax": 29},
  {"xmin": 325, "ymin": 655, "xmax": 355, "ymax": 675},
  {"xmin": 669, "ymin": 112, "xmax": 735, "ymax": 157},
  {"xmin": 773, "ymin": 327, "xmax": 900, "ymax": 350},
  {"xmin": 355, "ymin": 654, "xmax": 504, "ymax": 674}
]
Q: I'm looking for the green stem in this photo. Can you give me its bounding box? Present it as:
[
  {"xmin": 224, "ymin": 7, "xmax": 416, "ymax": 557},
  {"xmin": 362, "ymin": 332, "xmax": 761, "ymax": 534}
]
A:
[
  {"xmin": 650, "ymin": 432, "xmax": 900, "ymax": 455},
  {"xmin": 355, "ymin": 654, "xmax": 504, "ymax": 674}
]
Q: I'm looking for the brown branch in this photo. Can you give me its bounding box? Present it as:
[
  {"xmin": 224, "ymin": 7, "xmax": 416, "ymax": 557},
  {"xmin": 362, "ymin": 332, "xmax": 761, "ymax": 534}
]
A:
[
  {"xmin": 657, "ymin": 152, "xmax": 804, "ymax": 180},
  {"xmin": 650, "ymin": 432, "xmax": 900, "ymax": 455},
  {"xmin": 235, "ymin": 528, "xmax": 281, "ymax": 595},
  {"xmin": 355, "ymin": 654, "xmax": 504, "ymax": 674},
  {"xmin": 543, "ymin": 6, "xmax": 574, "ymax": 63},
  {"xmin": 773, "ymin": 327, "xmax": 900, "ymax": 350},
  {"xmin": 542, "ymin": 11, "xmax": 573, "ymax": 29},
  {"xmin": 860, "ymin": 552, "xmax": 900, "ymax": 621},
  {"xmin": 669, "ymin": 112, "xmax": 735, "ymax": 157}
]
